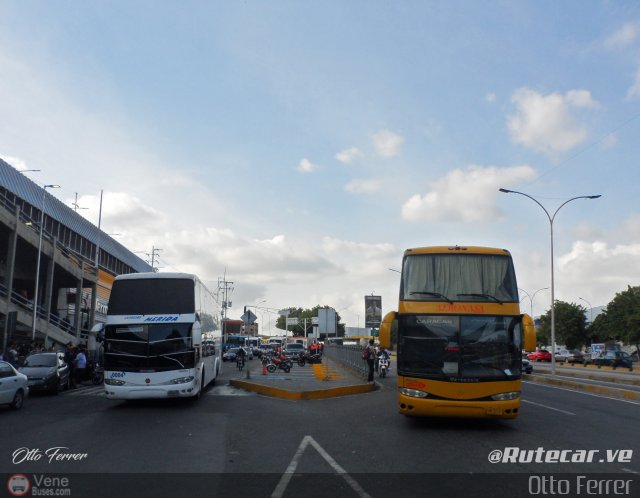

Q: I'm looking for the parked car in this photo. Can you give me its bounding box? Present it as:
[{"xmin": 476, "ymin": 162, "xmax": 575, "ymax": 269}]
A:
[
  {"xmin": 527, "ymin": 350, "xmax": 552, "ymax": 362},
  {"xmin": 0, "ymin": 360, "xmax": 29, "ymax": 409},
  {"xmin": 18, "ymin": 352, "xmax": 70, "ymax": 394},
  {"xmin": 283, "ymin": 343, "xmax": 306, "ymax": 359},
  {"xmin": 555, "ymin": 349, "xmax": 584, "ymax": 363},
  {"xmin": 592, "ymin": 351, "xmax": 633, "ymax": 369},
  {"xmin": 521, "ymin": 358, "xmax": 533, "ymax": 374},
  {"xmin": 223, "ymin": 347, "xmax": 240, "ymax": 362}
]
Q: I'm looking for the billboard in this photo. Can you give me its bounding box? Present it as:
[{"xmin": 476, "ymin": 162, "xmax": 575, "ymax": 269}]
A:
[
  {"xmin": 318, "ymin": 308, "xmax": 336, "ymax": 337},
  {"xmin": 365, "ymin": 295, "xmax": 382, "ymax": 328}
]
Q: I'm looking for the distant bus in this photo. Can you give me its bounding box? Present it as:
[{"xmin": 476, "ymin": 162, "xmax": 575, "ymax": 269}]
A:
[
  {"xmin": 103, "ymin": 273, "xmax": 222, "ymax": 400},
  {"xmin": 380, "ymin": 246, "xmax": 535, "ymax": 419},
  {"xmin": 226, "ymin": 335, "xmax": 248, "ymax": 348}
]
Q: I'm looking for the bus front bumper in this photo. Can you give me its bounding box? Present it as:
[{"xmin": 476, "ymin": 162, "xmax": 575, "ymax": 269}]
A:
[
  {"xmin": 104, "ymin": 382, "xmax": 198, "ymax": 400},
  {"xmin": 398, "ymin": 393, "xmax": 520, "ymax": 419}
]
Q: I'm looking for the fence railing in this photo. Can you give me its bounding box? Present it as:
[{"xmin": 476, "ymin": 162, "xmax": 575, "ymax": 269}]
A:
[{"xmin": 323, "ymin": 343, "xmax": 369, "ymax": 378}]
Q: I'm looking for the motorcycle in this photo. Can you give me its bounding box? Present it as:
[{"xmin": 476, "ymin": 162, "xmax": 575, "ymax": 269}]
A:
[
  {"xmin": 378, "ymin": 356, "xmax": 390, "ymax": 378},
  {"xmin": 296, "ymin": 351, "xmax": 321, "ymax": 366},
  {"xmin": 265, "ymin": 354, "xmax": 291, "ymax": 373},
  {"xmin": 91, "ymin": 362, "xmax": 104, "ymax": 385}
]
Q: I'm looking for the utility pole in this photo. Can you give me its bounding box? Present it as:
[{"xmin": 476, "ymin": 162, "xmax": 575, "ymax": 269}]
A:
[
  {"xmin": 218, "ymin": 270, "xmax": 234, "ymax": 344},
  {"xmin": 149, "ymin": 246, "xmax": 162, "ymax": 272}
]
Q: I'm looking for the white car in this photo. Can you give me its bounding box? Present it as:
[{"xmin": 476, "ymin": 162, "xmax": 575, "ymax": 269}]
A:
[{"xmin": 0, "ymin": 360, "xmax": 29, "ymax": 410}]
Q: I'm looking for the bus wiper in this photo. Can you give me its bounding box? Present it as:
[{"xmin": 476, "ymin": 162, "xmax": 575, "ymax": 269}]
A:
[
  {"xmin": 157, "ymin": 354, "xmax": 185, "ymax": 369},
  {"xmin": 410, "ymin": 291, "xmax": 453, "ymax": 304},
  {"xmin": 457, "ymin": 293, "xmax": 503, "ymax": 305}
]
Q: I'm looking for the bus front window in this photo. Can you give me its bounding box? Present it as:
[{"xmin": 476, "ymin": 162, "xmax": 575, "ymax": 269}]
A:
[
  {"xmin": 398, "ymin": 315, "xmax": 521, "ymax": 380},
  {"xmin": 402, "ymin": 253, "xmax": 519, "ymax": 303}
]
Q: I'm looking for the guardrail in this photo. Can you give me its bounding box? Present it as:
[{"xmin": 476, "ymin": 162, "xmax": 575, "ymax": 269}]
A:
[
  {"xmin": 323, "ymin": 343, "xmax": 369, "ymax": 378},
  {"xmin": 0, "ymin": 282, "xmax": 88, "ymax": 342}
]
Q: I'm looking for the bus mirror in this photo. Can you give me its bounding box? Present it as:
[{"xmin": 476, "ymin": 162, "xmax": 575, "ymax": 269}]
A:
[
  {"xmin": 522, "ymin": 314, "xmax": 536, "ymax": 352},
  {"xmin": 192, "ymin": 322, "xmax": 202, "ymax": 346},
  {"xmin": 379, "ymin": 311, "xmax": 396, "ymax": 349}
]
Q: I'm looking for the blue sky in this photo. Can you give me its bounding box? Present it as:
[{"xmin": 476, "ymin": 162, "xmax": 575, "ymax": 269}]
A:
[{"xmin": 1, "ymin": 1, "xmax": 639, "ymax": 332}]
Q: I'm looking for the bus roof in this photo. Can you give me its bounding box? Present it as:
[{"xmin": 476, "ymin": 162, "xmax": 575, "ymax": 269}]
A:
[
  {"xmin": 404, "ymin": 246, "xmax": 511, "ymax": 256},
  {"xmin": 114, "ymin": 272, "xmax": 197, "ymax": 281}
]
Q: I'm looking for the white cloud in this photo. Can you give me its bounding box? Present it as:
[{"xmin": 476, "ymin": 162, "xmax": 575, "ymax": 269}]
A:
[
  {"xmin": 297, "ymin": 158, "xmax": 319, "ymax": 173},
  {"xmin": 0, "ymin": 155, "xmax": 29, "ymax": 171},
  {"xmin": 372, "ymin": 129, "xmax": 404, "ymax": 158},
  {"xmin": 604, "ymin": 22, "xmax": 640, "ymax": 50},
  {"xmin": 626, "ymin": 67, "xmax": 640, "ymax": 99},
  {"xmin": 335, "ymin": 147, "xmax": 362, "ymax": 164},
  {"xmin": 556, "ymin": 240, "xmax": 640, "ymax": 306},
  {"xmin": 344, "ymin": 179, "xmax": 382, "ymax": 194},
  {"xmin": 507, "ymin": 88, "xmax": 598, "ymax": 155},
  {"xmin": 401, "ymin": 164, "xmax": 537, "ymax": 223}
]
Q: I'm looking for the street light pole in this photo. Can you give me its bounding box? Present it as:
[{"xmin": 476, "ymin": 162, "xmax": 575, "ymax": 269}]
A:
[
  {"xmin": 579, "ymin": 297, "xmax": 593, "ymax": 324},
  {"xmin": 518, "ymin": 287, "xmax": 549, "ymax": 317},
  {"xmin": 499, "ymin": 188, "xmax": 600, "ymax": 376},
  {"xmin": 32, "ymin": 184, "xmax": 61, "ymax": 341}
]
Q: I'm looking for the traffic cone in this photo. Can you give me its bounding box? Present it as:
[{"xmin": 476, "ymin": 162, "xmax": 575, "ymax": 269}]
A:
[{"xmin": 262, "ymin": 363, "xmax": 267, "ymax": 375}]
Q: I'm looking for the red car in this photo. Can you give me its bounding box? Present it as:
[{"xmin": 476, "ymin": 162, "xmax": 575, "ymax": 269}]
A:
[{"xmin": 528, "ymin": 350, "xmax": 552, "ymax": 362}]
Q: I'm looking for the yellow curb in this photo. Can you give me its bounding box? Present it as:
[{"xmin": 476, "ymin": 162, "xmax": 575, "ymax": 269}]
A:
[
  {"xmin": 525, "ymin": 374, "xmax": 640, "ymax": 401},
  {"xmin": 229, "ymin": 379, "xmax": 376, "ymax": 400}
]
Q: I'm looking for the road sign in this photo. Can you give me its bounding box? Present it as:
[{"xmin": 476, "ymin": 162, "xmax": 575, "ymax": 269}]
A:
[
  {"xmin": 286, "ymin": 317, "xmax": 299, "ymax": 326},
  {"xmin": 241, "ymin": 310, "xmax": 258, "ymax": 325}
]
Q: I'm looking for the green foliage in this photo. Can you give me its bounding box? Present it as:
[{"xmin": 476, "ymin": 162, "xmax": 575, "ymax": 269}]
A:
[
  {"xmin": 595, "ymin": 286, "xmax": 640, "ymax": 351},
  {"xmin": 537, "ymin": 300, "xmax": 587, "ymax": 349}
]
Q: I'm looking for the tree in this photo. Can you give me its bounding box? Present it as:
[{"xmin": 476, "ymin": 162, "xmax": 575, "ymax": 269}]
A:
[
  {"xmin": 537, "ymin": 300, "xmax": 588, "ymax": 349},
  {"xmin": 599, "ymin": 286, "xmax": 640, "ymax": 355}
]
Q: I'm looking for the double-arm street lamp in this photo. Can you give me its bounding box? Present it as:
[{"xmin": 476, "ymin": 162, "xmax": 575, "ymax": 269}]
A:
[
  {"xmin": 499, "ymin": 188, "xmax": 601, "ymax": 376},
  {"xmin": 32, "ymin": 184, "xmax": 61, "ymax": 341},
  {"xmin": 518, "ymin": 287, "xmax": 549, "ymax": 317},
  {"xmin": 579, "ymin": 296, "xmax": 593, "ymax": 324}
]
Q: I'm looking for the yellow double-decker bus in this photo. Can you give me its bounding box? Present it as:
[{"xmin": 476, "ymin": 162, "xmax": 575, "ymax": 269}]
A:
[{"xmin": 380, "ymin": 246, "xmax": 535, "ymax": 419}]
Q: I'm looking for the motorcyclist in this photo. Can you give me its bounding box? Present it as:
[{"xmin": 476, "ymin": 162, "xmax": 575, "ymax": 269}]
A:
[
  {"xmin": 236, "ymin": 347, "xmax": 247, "ymax": 368},
  {"xmin": 377, "ymin": 348, "xmax": 390, "ymax": 372}
]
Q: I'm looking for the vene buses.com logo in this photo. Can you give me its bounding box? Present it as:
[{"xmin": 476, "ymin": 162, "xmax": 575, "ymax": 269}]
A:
[{"xmin": 7, "ymin": 474, "xmax": 30, "ymax": 497}]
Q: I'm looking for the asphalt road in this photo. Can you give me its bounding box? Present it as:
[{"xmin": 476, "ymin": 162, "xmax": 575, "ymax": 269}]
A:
[{"xmin": 2, "ymin": 362, "xmax": 639, "ymax": 498}]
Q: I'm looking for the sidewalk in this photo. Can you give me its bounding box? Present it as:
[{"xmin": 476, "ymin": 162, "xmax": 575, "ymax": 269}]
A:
[{"xmin": 228, "ymin": 357, "xmax": 376, "ymax": 400}]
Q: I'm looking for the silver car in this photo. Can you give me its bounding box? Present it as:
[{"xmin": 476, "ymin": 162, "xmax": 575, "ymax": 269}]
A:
[{"xmin": 0, "ymin": 360, "xmax": 29, "ymax": 410}]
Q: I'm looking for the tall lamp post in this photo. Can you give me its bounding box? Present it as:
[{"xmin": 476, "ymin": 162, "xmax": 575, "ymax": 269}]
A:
[
  {"xmin": 579, "ymin": 297, "xmax": 593, "ymax": 324},
  {"xmin": 499, "ymin": 188, "xmax": 600, "ymax": 376},
  {"xmin": 32, "ymin": 184, "xmax": 61, "ymax": 341},
  {"xmin": 518, "ymin": 287, "xmax": 549, "ymax": 317}
]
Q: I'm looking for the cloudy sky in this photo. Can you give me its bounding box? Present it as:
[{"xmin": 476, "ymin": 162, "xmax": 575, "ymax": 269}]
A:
[{"xmin": 1, "ymin": 1, "xmax": 639, "ymax": 333}]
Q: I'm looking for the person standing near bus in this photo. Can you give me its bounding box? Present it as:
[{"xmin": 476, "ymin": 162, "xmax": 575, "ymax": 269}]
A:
[{"xmin": 363, "ymin": 339, "xmax": 376, "ymax": 382}]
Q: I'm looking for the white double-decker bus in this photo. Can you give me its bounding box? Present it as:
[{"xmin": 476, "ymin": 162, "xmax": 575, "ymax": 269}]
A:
[{"xmin": 103, "ymin": 273, "xmax": 222, "ymax": 400}]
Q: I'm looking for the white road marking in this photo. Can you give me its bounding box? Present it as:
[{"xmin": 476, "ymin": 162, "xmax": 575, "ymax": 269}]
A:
[
  {"xmin": 272, "ymin": 435, "xmax": 370, "ymax": 498},
  {"xmin": 521, "ymin": 399, "xmax": 575, "ymax": 415},
  {"xmin": 622, "ymin": 468, "xmax": 639, "ymax": 475},
  {"xmin": 524, "ymin": 380, "xmax": 640, "ymax": 405}
]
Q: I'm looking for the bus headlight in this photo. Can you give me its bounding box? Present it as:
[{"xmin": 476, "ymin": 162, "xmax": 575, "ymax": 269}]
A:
[
  {"xmin": 399, "ymin": 388, "xmax": 429, "ymax": 398},
  {"xmin": 490, "ymin": 391, "xmax": 520, "ymax": 401},
  {"xmin": 169, "ymin": 376, "xmax": 195, "ymax": 385},
  {"xmin": 105, "ymin": 379, "xmax": 125, "ymax": 386}
]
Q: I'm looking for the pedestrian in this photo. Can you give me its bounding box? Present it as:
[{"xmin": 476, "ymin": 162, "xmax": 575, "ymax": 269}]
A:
[
  {"xmin": 7, "ymin": 342, "xmax": 19, "ymax": 367},
  {"xmin": 362, "ymin": 339, "xmax": 376, "ymax": 382},
  {"xmin": 75, "ymin": 346, "xmax": 87, "ymax": 384},
  {"xmin": 65, "ymin": 342, "xmax": 77, "ymax": 388}
]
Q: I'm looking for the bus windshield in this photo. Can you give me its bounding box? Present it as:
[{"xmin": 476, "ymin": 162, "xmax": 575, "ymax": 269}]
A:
[
  {"xmin": 401, "ymin": 253, "xmax": 518, "ymax": 303},
  {"xmin": 108, "ymin": 278, "xmax": 195, "ymax": 315},
  {"xmin": 104, "ymin": 322, "xmax": 195, "ymax": 371},
  {"xmin": 397, "ymin": 315, "xmax": 522, "ymax": 381}
]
